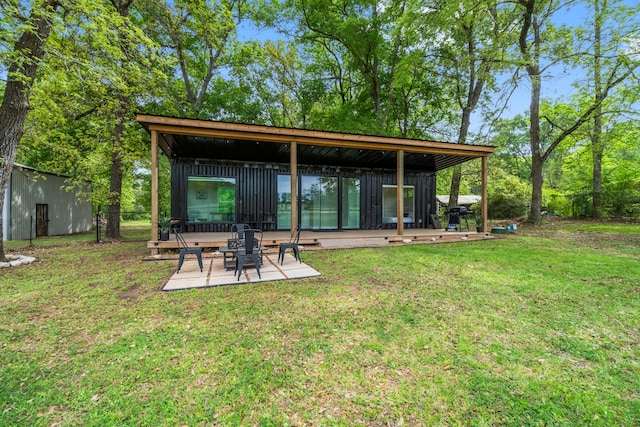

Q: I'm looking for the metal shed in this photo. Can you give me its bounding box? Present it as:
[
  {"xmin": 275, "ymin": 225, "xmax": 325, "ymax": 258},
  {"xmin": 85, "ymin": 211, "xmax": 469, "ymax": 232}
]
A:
[{"xmin": 2, "ymin": 164, "xmax": 93, "ymax": 241}]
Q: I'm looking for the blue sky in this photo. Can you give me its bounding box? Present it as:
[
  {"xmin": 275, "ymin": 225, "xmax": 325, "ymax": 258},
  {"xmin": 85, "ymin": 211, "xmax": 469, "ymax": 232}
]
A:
[{"xmin": 237, "ymin": 0, "xmax": 638, "ymax": 129}]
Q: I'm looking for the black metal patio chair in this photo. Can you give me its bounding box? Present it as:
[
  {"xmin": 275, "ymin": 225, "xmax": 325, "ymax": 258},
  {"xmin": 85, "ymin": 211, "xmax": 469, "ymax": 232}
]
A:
[
  {"xmin": 278, "ymin": 225, "xmax": 301, "ymax": 265},
  {"xmin": 231, "ymin": 223, "xmax": 250, "ymax": 240},
  {"xmin": 175, "ymin": 227, "xmax": 203, "ymax": 273},
  {"xmin": 251, "ymin": 228, "xmax": 265, "ymax": 265},
  {"xmin": 235, "ymin": 229, "xmax": 261, "ymax": 280}
]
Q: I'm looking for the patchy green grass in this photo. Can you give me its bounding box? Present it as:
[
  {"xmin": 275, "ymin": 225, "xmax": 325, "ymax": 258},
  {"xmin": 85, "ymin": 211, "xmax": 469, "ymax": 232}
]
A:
[{"xmin": 1, "ymin": 221, "xmax": 639, "ymax": 426}]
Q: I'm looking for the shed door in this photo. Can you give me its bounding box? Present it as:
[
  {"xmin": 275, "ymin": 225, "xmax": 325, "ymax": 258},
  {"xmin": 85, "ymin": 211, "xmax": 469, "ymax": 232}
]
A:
[{"xmin": 36, "ymin": 204, "xmax": 49, "ymax": 237}]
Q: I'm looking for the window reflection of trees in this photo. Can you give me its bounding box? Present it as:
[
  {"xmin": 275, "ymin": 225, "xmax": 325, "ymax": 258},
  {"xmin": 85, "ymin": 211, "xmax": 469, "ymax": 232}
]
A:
[{"xmin": 278, "ymin": 175, "xmax": 361, "ymax": 230}]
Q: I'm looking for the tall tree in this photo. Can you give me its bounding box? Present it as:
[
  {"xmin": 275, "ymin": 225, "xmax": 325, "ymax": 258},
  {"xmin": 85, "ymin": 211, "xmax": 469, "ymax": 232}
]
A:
[
  {"xmin": 17, "ymin": 0, "xmax": 167, "ymax": 239},
  {"xmin": 581, "ymin": 0, "xmax": 640, "ymax": 217},
  {"xmin": 138, "ymin": 0, "xmax": 249, "ymax": 117},
  {"xmin": 290, "ymin": 0, "xmax": 385, "ymax": 132},
  {"xmin": 516, "ymin": 0, "xmax": 638, "ymax": 222},
  {"xmin": 278, "ymin": 0, "xmax": 450, "ymax": 137},
  {"xmin": 0, "ymin": 0, "xmax": 61, "ymax": 261},
  {"xmin": 105, "ymin": 0, "xmax": 135, "ymax": 239},
  {"xmin": 422, "ymin": 0, "xmax": 516, "ymax": 210},
  {"xmin": 517, "ymin": 0, "xmax": 553, "ymax": 223},
  {"xmin": 590, "ymin": 0, "xmax": 606, "ymax": 217},
  {"xmin": 558, "ymin": 118, "xmax": 640, "ymax": 217},
  {"xmin": 242, "ymin": 40, "xmax": 306, "ymax": 127}
]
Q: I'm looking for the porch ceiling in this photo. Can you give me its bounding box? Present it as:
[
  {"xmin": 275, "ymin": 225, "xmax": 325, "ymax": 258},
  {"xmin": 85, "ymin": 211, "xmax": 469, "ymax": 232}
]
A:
[{"xmin": 137, "ymin": 114, "xmax": 494, "ymax": 172}]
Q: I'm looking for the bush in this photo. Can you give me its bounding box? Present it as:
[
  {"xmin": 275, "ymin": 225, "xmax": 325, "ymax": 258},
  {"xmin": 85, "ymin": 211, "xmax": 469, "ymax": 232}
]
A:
[
  {"xmin": 487, "ymin": 171, "xmax": 530, "ymax": 219},
  {"xmin": 543, "ymin": 190, "xmax": 572, "ymax": 216},
  {"xmin": 567, "ymin": 192, "xmax": 593, "ymax": 217}
]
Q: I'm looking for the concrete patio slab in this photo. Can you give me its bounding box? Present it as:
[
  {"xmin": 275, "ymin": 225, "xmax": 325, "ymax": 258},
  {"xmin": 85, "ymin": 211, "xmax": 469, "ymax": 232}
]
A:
[{"xmin": 163, "ymin": 253, "xmax": 320, "ymax": 291}]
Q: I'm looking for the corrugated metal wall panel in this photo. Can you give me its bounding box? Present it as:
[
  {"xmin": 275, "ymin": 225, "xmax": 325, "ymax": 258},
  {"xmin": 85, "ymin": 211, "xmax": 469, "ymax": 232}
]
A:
[
  {"xmin": 48, "ymin": 180, "xmax": 93, "ymax": 236},
  {"xmin": 2, "ymin": 180, "xmax": 9, "ymax": 239},
  {"xmin": 9, "ymin": 168, "xmax": 36, "ymax": 241},
  {"xmin": 171, "ymin": 160, "xmax": 437, "ymax": 231}
]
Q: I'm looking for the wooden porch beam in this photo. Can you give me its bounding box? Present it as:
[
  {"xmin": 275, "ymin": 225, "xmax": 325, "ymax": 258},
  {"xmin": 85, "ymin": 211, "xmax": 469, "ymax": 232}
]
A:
[
  {"xmin": 397, "ymin": 149, "xmax": 404, "ymax": 236},
  {"xmin": 150, "ymin": 129, "xmax": 159, "ymax": 253},
  {"xmin": 481, "ymin": 155, "xmax": 488, "ymax": 233},
  {"xmin": 290, "ymin": 141, "xmax": 298, "ymax": 236}
]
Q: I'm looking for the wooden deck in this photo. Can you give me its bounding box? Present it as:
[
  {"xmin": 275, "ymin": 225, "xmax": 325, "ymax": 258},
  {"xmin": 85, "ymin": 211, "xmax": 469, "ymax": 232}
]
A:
[{"xmin": 148, "ymin": 228, "xmax": 493, "ymax": 252}]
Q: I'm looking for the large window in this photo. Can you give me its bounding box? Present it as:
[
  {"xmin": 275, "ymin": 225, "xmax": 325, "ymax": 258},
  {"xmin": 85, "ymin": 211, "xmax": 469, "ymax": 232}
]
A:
[
  {"xmin": 382, "ymin": 185, "xmax": 415, "ymax": 224},
  {"xmin": 187, "ymin": 177, "xmax": 236, "ymax": 222}
]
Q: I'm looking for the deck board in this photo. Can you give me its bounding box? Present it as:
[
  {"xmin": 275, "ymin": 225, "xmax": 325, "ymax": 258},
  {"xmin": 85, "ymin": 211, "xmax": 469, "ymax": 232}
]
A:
[{"xmin": 148, "ymin": 228, "xmax": 493, "ymax": 251}]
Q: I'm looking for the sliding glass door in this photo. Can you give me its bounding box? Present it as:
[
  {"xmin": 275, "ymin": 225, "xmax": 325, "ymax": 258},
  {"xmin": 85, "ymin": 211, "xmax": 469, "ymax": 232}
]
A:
[
  {"xmin": 277, "ymin": 175, "xmax": 292, "ymax": 229},
  {"xmin": 301, "ymin": 176, "xmax": 338, "ymax": 230},
  {"xmin": 277, "ymin": 175, "xmax": 360, "ymax": 230},
  {"xmin": 342, "ymin": 177, "xmax": 360, "ymax": 229}
]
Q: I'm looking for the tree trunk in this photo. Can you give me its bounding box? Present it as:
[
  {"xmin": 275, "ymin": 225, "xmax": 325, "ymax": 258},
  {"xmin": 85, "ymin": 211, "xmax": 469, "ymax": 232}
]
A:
[
  {"xmin": 105, "ymin": 0, "xmax": 134, "ymax": 239},
  {"xmin": 0, "ymin": 1, "xmax": 60, "ymax": 261},
  {"xmin": 449, "ymin": 165, "xmax": 462, "ymax": 210},
  {"xmin": 592, "ymin": 123, "xmax": 604, "ymax": 218},
  {"xmin": 449, "ymin": 117, "xmax": 469, "ymax": 211},
  {"xmin": 449, "ymin": 104, "xmax": 475, "ymax": 210},
  {"xmin": 519, "ymin": 0, "xmax": 543, "ymax": 223},
  {"xmin": 528, "ymin": 67, "xmax": 543, "ymax": 223},
  {"xmin": 591, "ymin": 0, "xmax": 605, "ymax": 218},
  {"xmin": 530, "ymin": 146, "xmax": 544, "ymax": 223},
  {"xmin": 105, "ymin": 95, "xmax": 127, "ymax": 239},
  {"xmin": 448, "ymin": 19, "xmax": 486, "ymax": 215},
  {"xmin": 528, "ymin": 69, "xmax": 543, "ymax": 222}
]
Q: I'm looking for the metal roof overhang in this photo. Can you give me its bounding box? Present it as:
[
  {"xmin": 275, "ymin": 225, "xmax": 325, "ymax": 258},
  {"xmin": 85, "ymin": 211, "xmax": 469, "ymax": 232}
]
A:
[{"xmin": 136, "ymin": 114, "xmax": 495, "ymax": 172}]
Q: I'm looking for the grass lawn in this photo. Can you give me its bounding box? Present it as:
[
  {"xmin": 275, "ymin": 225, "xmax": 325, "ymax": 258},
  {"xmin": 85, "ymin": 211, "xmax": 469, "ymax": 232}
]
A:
[{"xmin": 1, "ymin": 219, "xmax": 639, "ymax": 426}]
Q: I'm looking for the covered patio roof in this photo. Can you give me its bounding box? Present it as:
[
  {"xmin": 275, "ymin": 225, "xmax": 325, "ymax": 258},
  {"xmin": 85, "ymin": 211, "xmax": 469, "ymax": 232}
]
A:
[
  {"xmin": 136, "ymin": 114, "xmax": 494, "ymax": 172},
  {"xmin": 137, "ymin": 114, "xmax": 495, "ymax": 246}
]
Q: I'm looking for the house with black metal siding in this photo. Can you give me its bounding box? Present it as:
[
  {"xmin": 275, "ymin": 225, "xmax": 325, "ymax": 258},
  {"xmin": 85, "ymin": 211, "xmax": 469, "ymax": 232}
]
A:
[{"xmin": 136, "ymin": 114, "xmax": 494, "ymax": 243}]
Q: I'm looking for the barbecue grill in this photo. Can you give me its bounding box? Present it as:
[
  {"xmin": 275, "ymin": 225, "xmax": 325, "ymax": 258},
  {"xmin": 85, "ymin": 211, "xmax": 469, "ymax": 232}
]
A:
[{"xmin": 447, "ymin": 206, "xmax": 473, "ymax": 231}]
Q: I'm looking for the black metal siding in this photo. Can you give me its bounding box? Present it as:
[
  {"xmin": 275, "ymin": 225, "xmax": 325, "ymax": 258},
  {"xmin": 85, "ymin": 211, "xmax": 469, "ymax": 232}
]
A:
[{"xmin": 171, "ymin": 160, "xmax": 436, "ymax": 231}]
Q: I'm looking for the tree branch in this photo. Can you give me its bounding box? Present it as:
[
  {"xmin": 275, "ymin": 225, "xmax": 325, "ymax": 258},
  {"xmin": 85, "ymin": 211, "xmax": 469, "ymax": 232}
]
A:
[{"xmin": 541, "ymin": 67, "xmax": 637, "ymax": 163}]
